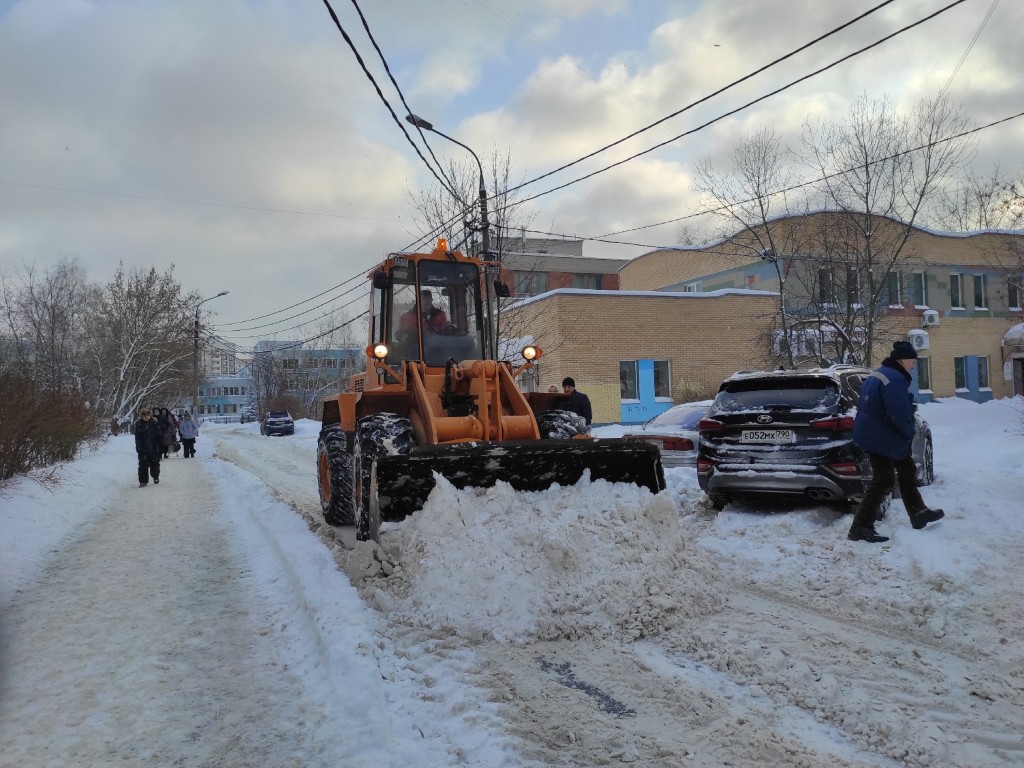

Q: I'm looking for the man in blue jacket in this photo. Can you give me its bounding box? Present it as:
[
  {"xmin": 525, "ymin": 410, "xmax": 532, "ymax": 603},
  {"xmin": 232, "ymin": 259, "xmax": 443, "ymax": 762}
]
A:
[{"xmin": 848, "ymin": 341, "xmax": 944, "ymax": 543}]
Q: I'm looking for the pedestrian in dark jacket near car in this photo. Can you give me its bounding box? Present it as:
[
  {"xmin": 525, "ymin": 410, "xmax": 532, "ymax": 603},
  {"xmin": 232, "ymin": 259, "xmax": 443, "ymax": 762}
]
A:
[
  {"xmin": 133, "ymin": 408, "xmax": 162, "ymax": 486},
  {"xmin": 848, "ymin": 341, "xmax": 944, "ymax": 543},
  {"xmin": 561, "ymin": 377, "xmax": 593, "ymax": 425},
  {"xmin": 156, "ymin": 408, "xmax": 177, "ymax": 458},
  {"xmin": 178, "ymin": 412, "xmax": 199, "ymax": 458}
]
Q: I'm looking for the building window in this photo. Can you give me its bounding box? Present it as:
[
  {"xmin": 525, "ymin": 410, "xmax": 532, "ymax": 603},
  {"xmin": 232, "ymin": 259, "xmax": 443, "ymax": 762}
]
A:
[
  {"xmin": 917, "ymin": 357, "xmax": 931, "ymax": 391},
  {"xmin": 973, "ymin": 274, "xmax": 987, "ymax": 308},
  {"xmin": 818, "ymin": 267, "xmax": 833, "ymax": 304},
  {"xmin": 305, "ymin": 358, "xmax": 319, "ymax": 369},
  {"xmin": 572, "ymin": 274, "xmax": 602, "ymax": 290},
  {"xmin": 324, "ymin": 358, "xmax": 339, "ymax": 369},
  {"xmin": 513, "ymin": 271, "xmax": 548, "ymax": 296},
  {"xmin": 682, "ymin": 281, "xmax": 701, "ymax": 293},
  {"xmin": 745, "ymin": 274, "xmax": 756, "ymax": 289},
  {"xmin": 653, "ymin": 360, "xmax": 671, "ymax": 399},
  {"xmin": 620, "ymin": 361, "xmax": 638, "ymax": 400},
  {"xmin": 1009, "ymin": 278, "xmax": 1022, "ymax": 309},
  {"xmin": 910, "ymin": 271, "xmax": 928, "ymax": 306},
  {"xmin": 845, "ymin": 266, "xmax": 859, "ymax": 304},
  {"xmin": 978, "ymin": 356, "xmax": 990, "ymax": 389},
  {"xmin": 283, "ymin": 358, "xmax": 299, "ymax": 370},
  {"xmin": 885, "ymin": 271, "xmax": 901, "ymax": 305},
  {"xmin": 950, "ymin": 273, "xmax": 963, "ymax": 308},
  {"xmin": 954, "ymin": 356, "xmax": 967, "ymax": 389}
]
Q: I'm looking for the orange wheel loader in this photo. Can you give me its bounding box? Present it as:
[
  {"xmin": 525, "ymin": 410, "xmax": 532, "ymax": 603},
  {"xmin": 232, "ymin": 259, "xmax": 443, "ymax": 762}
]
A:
[{"xmin": 317, "ymin": 239, "xmax": 665, "ymax": 541}]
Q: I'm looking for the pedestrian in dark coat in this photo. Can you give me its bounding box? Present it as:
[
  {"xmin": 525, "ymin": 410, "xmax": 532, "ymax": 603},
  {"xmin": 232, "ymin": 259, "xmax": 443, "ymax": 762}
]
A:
[
  {"xmin": 848, "ymin": 341, "xmax": 944, "ymax": 543},
  {"xmin": 561, "ymin": 377, "xmax": 593, "ymax": 425},
  {"xmin": 177, "ymin": 412, "xmax": 200, "ymax": 458},
  {"xmin": 156, "ymin": 408, "xmax": 177, "ymax": 458},
  {"xmin": 133, "ymin": 407, "xmax": 162, "ymax": 486}
]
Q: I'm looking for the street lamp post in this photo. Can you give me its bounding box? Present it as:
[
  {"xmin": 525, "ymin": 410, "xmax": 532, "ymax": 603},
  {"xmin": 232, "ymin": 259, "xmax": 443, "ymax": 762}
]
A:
[
  {"xmin": 193, "ymin": 291, "xmax": 229, "ymax": 416},
  {"xmin": 405, "ymin": 113, "xmax": 490, "ymax": 256}
]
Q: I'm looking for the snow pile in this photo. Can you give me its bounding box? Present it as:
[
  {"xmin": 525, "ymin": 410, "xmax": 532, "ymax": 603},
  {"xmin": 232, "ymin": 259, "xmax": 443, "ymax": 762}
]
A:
[{"xmin": 360, "ymin": 475, "xmax": 726, "ymax": 644}]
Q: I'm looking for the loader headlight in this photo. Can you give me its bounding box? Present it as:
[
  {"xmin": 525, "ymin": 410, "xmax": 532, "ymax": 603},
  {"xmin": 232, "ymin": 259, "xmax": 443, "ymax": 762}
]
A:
[
  {"xmin": 521, "ymin": 345, "xmax": 541, "ymax": 361},
  {"xmin": 367, "ymin": 343, "xmax": 389, "ymax": 360}
]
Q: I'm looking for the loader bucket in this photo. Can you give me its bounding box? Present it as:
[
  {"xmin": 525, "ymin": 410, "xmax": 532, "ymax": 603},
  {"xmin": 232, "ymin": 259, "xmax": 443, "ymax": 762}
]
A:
[{"xmin": 372, "ymin": 439, "xmax": 665, "ymax": 526}]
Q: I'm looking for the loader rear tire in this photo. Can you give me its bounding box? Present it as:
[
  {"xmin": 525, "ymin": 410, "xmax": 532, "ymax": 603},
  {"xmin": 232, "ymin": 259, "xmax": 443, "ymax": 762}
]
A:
[
  {"xmin": 317, "ymin": 425, "xmax": 354, "ymax": 526},
  {"xmin": 354, "ymin": 414, "xmax": 415, "ymax": 541},
  {"xmin": 537, "ymin": 409, "xmax": 589, "ymax": 439}
]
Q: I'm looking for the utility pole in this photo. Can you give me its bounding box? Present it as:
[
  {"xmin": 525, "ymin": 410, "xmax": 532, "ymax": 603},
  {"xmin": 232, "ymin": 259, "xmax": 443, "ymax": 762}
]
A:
[{"xmin": 193, "ymin": 291, "xmax": 229, "ymax": 416}]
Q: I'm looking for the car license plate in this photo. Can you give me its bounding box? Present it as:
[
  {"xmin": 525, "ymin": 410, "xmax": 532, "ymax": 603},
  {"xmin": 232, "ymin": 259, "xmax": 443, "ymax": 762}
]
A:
[{"xmin": 740, "ymin": 429, "xmax": 796, "ymax": 444}]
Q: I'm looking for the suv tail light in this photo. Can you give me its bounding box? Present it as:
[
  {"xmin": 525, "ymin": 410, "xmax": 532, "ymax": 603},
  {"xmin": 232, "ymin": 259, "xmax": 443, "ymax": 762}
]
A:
[
  {"xmin": 827, "ymin": 460, "xmax": 861, "ymax": 476},
  {"xmin": 698, "ymin": 418, "xmax": 724, "ymax": 432},
  {"xmin": 662, "ymin": 438, "xmax": 694, "ymax": 451},
  {"xmin": 697, "ymin": 458, "xmax": 714, "ymax": 474},
  {"xmin": 810, "ymin": 416, "xmax": 855, "ymax": 430}
]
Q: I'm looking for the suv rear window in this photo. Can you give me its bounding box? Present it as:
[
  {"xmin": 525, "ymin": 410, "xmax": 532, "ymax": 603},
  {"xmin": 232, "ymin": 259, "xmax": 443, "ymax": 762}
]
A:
[{"xmin": 713, "ymin": 378, "xmax": 840, "ymax": 413}]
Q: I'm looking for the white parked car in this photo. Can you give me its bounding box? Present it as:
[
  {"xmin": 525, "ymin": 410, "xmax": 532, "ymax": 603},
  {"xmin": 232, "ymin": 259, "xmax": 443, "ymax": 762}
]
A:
[{"xmin": 622, "ymin": 400, "xmax": 713, "ymax": 468}]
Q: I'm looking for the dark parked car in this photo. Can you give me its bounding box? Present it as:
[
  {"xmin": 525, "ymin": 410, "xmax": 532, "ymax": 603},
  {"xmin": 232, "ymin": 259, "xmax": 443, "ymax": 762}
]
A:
[
  {"xmin": 623, "ymin": 400, "xmax": 713, "ymax": 468},
  {"xmin": 260, "ymin": 411, "xmax": 295, "ymax": 436},
  {"xmin": 697, "ymin": 365, "xmax": 933, "ymax": 511}
]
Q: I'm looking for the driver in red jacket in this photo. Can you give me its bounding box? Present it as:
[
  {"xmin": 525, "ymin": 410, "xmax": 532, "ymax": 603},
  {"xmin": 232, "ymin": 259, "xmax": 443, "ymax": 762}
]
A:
[{"xmin": 399, "ymin": 289, "xmax": 448, "ymax": 338}]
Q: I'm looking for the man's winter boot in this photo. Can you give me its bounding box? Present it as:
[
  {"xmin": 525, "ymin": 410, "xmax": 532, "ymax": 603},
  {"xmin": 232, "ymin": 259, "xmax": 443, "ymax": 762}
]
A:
[
  {"xmin": 910, "ymin": 508, "xmax": 944, "ymax": 530},
  {"xmin": 139, "ymin": 482, "xmax": 147, "ymax": 487},
  {"xmin": 848, "ymin": 526, "xmax": 890, "ymax": 543}
]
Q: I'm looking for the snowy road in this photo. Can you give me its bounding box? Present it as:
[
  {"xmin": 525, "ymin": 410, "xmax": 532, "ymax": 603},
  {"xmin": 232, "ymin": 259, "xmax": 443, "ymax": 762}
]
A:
[{"xmin": 3, "ymin": 399, "xmax": 1024, "ymax": 767}]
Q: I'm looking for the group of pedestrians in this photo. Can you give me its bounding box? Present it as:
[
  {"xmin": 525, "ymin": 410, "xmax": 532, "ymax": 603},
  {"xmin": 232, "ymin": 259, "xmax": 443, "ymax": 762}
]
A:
[{"xmin": 132, "ymin": 407, "xmax": 200, "ymax": 487}]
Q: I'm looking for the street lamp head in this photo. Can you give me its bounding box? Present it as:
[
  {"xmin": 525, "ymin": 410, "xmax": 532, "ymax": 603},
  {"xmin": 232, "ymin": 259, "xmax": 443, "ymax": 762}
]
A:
[
  {"xmin": 405, "ymin": 113, "xmax": 433, "ymax": 131},
  {"xmin": 216, "ymin": 290, "xmax": 229, "ymax": 298}
]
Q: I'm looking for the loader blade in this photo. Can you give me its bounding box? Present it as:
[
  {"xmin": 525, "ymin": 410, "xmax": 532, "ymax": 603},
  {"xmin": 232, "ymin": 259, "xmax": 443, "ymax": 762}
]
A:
[{"xmin": 373, "ymin": 439, "xmax": 665, "ymax": 524}]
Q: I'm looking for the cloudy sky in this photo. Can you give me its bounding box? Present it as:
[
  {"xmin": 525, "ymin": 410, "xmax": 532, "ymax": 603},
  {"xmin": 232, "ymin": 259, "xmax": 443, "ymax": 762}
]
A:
[{"xmin": 1, "ymin": 0, "xmax": 1022, "ymax": 344}]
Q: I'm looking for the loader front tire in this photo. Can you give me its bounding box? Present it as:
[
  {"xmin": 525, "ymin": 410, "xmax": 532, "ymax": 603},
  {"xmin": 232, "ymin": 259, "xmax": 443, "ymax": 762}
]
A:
[
  {"xmin": 317, "ymin": 425, "xmax": 354, "ymax": 526},
  {"xmin": 354, "ymin": 414, "xmax": 415, "ymax": 541},
  {"xmin": 537, "ymin": 409, "xmax": 589, "ymax": 439}
]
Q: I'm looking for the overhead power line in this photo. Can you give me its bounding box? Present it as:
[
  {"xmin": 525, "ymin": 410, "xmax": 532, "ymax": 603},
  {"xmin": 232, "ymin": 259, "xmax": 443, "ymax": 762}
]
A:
[
  {"xmin": 319, "ymin": 0, "xmax": 463, "ymax": 202},
  {"xmin": 506, "ymin": 0, "xmax": 899, "ymax": 195},
  {"xmin": 513, "ymin": 0, "xmax": 970, "ymax": 206},
  {"xmin": 590, "ymin": 109, "xmax": 1024, "ymax": 240}
]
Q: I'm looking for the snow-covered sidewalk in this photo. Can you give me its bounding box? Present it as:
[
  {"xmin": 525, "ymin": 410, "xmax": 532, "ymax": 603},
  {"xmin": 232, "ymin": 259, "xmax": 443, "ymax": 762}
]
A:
[{"xmin": 0, "ymin": 438, "xmax": 517, "ymax": 767}]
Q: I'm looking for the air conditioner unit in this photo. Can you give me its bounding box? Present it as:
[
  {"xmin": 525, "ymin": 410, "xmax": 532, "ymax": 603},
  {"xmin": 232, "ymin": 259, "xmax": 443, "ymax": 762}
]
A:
[
  {"xmin": 921, "ymin": 310, "xmax": 940, "ymax": 327},
  {"xmin": 908, "ymin": 330, "xmax": 929, "ymax": 351}
]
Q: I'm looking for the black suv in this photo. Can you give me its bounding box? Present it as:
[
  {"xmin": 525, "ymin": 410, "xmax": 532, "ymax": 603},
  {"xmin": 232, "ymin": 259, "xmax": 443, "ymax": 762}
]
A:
[{"xmin": 697, "ymin": 365, "xmax": 933, "ymax": 511}]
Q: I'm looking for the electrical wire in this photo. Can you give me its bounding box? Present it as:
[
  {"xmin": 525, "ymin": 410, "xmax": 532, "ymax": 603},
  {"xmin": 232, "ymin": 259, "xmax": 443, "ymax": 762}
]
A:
[
  {"xmin": 319, "ymin": 0, "xmax": 463, "ymax": 202},
  {"xmin": 505, "ymin": 0, "xmax": 900, "ymax": 196},
  {"xmin": 344, "ymin": 0, "xmax": 464, "ymax": 204},
  {"xmin": 590, "ymin": 109, "xmax": 1024, "ymax": 240},
  {"xmin": 939, "ymin": 0, "xmax": 999, "ymax": 96},
  {"xmin": 512, "ymin": 0, "xmax": 971, "ymax": 207}
]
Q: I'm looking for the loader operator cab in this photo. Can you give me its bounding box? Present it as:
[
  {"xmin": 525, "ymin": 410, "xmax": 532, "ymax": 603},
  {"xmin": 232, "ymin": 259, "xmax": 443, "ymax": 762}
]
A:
[{"xmin": 380, "ymin": 258, "xmax": 485, "ymax": 368}]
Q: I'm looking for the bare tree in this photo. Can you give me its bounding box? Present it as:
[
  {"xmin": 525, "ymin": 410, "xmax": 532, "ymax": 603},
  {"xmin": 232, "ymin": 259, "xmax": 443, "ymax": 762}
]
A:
[
  {"xmin": 932, "ymin": 167, "xmax": 1024, "ymax": 231},
  {"xmin": 799, "ymin": 93, "xmax": 974, "ymax": 364},
  {"xmin": 0, "ymin": 259, "xmax": 91, "ymax": 394},
  {"xmin": 80, "ymin": 264, "xmax": 198, "ymax": 428},
  {"xmin": 694, "ymin": 127, "xmax": 808, "ymax": 367}
]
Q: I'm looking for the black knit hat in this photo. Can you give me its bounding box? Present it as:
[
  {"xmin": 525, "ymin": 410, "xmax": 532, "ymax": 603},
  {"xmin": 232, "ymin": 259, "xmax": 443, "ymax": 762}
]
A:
[
  {"xmin": 561, "ymin": 377, "xmax": 575, "ymax": 387},
  {"xmin": 891, "ymin": 340, "xmax": 918, "ymax": 360}
]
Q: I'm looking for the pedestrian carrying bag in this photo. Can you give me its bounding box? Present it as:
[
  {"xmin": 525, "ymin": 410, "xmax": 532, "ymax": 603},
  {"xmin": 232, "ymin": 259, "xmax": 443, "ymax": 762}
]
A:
[{"xmin": 173, "ymin": 440, "xmax": 181, "ymax": 453}]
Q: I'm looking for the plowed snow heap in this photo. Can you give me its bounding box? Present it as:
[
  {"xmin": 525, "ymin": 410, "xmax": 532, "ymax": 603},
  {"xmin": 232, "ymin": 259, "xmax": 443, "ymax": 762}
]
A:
[{"xmin": 317, "ymin": 239, "xmax": 665, "ymax": 541}]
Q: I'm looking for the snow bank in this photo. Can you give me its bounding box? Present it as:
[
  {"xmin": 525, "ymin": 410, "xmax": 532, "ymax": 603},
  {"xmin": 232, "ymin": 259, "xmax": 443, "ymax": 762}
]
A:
[{"xmin": 358, "ymin": 476, "xmax": 726, "ymax": 644}]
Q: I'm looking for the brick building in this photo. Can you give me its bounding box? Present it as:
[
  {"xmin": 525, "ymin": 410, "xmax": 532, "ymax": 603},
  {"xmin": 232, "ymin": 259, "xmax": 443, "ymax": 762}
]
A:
[{"xmin": 617, "ymin": 211, "xmax": 1024, "ymax": 404}]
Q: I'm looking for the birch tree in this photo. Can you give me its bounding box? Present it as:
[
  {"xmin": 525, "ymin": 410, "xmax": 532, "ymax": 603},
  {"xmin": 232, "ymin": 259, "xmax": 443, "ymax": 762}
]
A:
[
  {"xmin": 694, "ymin": 127, "xmax": 807, "ymax": 367},
  {"xmin": 81, "ymin": 264, "xmax": 197, "ymax": 428},
  {"xmin": 799, "ymin": 93, "xmax": 974, "ymax": 364}
]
